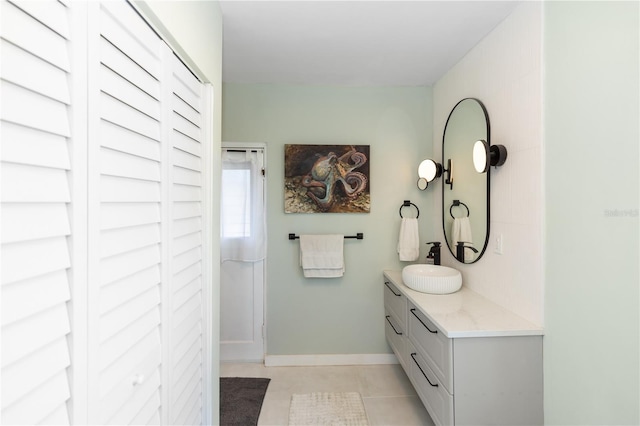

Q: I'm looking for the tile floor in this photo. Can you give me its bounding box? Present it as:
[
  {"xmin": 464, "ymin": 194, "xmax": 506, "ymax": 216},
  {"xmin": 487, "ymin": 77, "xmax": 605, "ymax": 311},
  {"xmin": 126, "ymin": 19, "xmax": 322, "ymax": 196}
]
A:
[{"xmin": 220, "ymin": 362, "xmax": 434, "ymax": 426}]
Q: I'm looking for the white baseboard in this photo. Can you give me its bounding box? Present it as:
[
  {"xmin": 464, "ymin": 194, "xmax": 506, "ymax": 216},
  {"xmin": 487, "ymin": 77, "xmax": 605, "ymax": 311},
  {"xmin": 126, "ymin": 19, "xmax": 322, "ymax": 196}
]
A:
[{"xmin": 264, "ymin": 353, "xmax": 399, "ymax": 367}]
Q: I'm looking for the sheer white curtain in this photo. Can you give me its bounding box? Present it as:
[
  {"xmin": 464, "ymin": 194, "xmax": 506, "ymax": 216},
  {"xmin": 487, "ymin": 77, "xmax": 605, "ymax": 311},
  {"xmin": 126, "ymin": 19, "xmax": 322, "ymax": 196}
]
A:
[{"xmin": 220, "ymin": 149, "xmax": 266, "ymax": 262}]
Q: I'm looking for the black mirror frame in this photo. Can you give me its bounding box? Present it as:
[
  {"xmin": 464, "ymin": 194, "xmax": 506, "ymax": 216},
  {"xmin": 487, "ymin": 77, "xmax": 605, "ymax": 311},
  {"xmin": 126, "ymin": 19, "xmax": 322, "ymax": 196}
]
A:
[{"xmin": 441, "ymin": 98, "xmax": 491, "ymax": 264}]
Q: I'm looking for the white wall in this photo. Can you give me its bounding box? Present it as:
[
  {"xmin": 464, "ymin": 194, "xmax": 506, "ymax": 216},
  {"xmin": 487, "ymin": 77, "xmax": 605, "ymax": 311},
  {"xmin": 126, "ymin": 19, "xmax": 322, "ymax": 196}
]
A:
[
  {"xmin": 544, "ymin": 2, "xmax": 639, "ymax": 423},
  {"xmin": 434, "ymin": 1, "xmax": 640, "ymax": 423},
  {"xmin": 432, "ymin": 2, "xmax": 544, "ymax": 326},
  {"xmin": 222, "ymin": 83, "xmax": 434, "ymax": 356}
]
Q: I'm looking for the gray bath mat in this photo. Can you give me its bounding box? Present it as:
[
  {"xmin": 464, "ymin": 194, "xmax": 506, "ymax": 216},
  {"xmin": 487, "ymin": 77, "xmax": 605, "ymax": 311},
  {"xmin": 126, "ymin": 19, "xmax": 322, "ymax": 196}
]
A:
[{"xmin": 220, "ymin": 377, "xmax": 270, "ymax": 426}]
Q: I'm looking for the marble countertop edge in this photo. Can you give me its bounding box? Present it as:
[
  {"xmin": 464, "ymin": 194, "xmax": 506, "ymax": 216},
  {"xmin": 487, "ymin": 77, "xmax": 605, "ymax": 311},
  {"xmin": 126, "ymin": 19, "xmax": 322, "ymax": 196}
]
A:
[{"xmin": 383, "ymin": 269, "xmax": 544, "ymax": 339}]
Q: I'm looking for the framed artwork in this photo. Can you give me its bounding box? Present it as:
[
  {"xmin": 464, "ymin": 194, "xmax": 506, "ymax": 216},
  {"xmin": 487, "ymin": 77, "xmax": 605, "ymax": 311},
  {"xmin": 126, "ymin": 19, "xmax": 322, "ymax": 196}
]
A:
[{"xmin": 284, "ymin": 144, "xmax": 370, "ymax": 213}]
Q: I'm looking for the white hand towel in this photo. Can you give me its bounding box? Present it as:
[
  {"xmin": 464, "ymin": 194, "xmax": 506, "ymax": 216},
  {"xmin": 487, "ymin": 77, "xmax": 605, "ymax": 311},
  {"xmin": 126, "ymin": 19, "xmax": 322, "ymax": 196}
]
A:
[
  {"xmin": 299, "ymin": 234, "xmax": 345, "ymax": 278},
  {"xmin": 452, "ymin": 217, "xmax": 475, "ymax": 261},
  {"xmin": 397, "ymin": 218, "xmax": 419, "ymax": 261}
]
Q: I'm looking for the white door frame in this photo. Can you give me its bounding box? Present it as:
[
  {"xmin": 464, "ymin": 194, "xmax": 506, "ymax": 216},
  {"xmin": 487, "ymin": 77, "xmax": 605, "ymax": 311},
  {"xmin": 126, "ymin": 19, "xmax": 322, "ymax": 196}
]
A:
[
  {"xmin": 200, "ymin": 84, "xmax": 215, "ymax": 426},
  {"xmin": 220, "ymin": 141, "xmax": 267, "ymax": 361}
]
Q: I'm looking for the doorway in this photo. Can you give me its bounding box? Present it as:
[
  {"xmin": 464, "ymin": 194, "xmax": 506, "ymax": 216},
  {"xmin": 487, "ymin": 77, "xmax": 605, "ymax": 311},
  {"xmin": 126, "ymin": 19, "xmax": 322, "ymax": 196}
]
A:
[{"xmin": 220, "ymin": 143, "xmax": 266, "ymax": 361}]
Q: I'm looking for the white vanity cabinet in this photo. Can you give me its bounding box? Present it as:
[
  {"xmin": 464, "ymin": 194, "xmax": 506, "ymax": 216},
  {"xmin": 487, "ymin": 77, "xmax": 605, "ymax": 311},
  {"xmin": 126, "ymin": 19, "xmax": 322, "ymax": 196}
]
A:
[
  {"xmin": 383, "ymin": 271, "xmax": 544, "ymax": 426},
  {"xmin": 383, "ymin": 279, "xmax": 408, "ymax": 368}
]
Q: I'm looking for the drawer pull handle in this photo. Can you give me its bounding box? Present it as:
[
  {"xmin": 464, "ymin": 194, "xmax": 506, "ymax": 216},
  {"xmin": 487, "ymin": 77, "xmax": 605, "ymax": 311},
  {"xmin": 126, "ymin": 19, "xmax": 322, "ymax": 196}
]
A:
[
  {"xmin": 411, "ymin": 353, "xmax": 439, "ymax": 387},
  {"xmin": 384, "ymin": 281, "xmax": 402, "ymax": 297},
  {"xmin": 410, "ymin": 309, "xmax": 438, "ymax": 334},
  {"xmin": 385, "ymin": 315, "xmax": 403, "ymax": 335}
]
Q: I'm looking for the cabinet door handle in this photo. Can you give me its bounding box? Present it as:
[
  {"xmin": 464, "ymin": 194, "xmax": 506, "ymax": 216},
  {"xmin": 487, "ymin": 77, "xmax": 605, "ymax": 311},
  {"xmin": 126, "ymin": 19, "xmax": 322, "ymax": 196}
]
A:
[
  {"xmin": 410, "ymin": 308, "xmax": 438, "ymax": 334},
  {"xmin": 384, "ymin": 281, "xmax": 402, "ymax": 297},
  {"xmin": 411, "ymin": 353, "xmax": 439, "ymax": 387},
  {"xmin": 385, "ymin": 315, "xmax": 403, "ymax": 335}
]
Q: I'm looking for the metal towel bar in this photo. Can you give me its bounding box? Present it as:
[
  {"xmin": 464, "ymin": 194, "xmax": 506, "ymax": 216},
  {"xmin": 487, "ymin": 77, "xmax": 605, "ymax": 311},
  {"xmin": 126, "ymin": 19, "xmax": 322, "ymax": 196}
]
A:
[{"xmin": 288, "ymin": 233, "xmax": 363, "ymax": 240}]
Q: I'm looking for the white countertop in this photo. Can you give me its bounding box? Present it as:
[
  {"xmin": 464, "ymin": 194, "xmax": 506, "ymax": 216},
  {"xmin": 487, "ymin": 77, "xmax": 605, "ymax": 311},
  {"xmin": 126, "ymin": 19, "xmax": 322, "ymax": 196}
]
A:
[{"xmin": 384, "ymin": 270, "xmax": 544, "ymax": 338}]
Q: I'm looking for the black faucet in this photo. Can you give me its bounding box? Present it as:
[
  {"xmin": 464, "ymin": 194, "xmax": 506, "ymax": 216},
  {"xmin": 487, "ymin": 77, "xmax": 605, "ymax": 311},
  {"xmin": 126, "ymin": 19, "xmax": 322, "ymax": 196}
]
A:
[
  {"xmin": 456, "ymin": 241, "xmax": 478, "ymax": 262},
  {"xmin": 426, "ymin": 242, "xmax": 441, "ymax": 265}
]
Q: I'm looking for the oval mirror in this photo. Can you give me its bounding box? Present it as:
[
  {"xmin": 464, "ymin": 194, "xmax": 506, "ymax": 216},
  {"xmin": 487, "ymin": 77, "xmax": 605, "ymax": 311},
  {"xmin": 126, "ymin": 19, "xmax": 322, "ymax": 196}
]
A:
[{"xmin": 442, "ymin": 98, "xmax": 490, "ymax": 263}]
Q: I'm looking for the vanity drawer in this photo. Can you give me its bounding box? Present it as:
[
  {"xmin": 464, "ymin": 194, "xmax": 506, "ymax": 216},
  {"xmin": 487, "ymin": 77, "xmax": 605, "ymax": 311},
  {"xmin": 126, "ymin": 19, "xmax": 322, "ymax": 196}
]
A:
[
  {"xmin": 384, "ymin": 309, "xmax": 407, "ymax": 368},
  {"xmin": 407, "ymin": 301, "xmax": 453, "ymax": 393},
  {"xmin": 383, "ymin": 279, "xmax": 407, "ymax": 329},
  {"xmin": 407, "ymin": 340, "xmax": 454, "ymax": 426}
]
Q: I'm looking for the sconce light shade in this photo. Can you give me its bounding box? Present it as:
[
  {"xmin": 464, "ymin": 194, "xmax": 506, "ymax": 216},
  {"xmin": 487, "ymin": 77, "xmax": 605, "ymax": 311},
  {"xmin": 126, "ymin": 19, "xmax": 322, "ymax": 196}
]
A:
[
  {"xmin": 418, "ymin": 159, "xmax": 443, "ymax": 182},
  {"xmin": 472, "ymin": 140, "xmax": 489, "ymax": 173},
  {"xmin": 473, "ymin": 140, "xmax": 508, "ymax": 173}
]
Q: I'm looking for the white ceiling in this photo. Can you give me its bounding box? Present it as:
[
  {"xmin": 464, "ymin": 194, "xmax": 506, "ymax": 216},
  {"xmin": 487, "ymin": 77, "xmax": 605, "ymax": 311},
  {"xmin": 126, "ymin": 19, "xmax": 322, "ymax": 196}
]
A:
[{"xmin": 219, "ymin": 1, "xmax": 520, "ymax": 86}]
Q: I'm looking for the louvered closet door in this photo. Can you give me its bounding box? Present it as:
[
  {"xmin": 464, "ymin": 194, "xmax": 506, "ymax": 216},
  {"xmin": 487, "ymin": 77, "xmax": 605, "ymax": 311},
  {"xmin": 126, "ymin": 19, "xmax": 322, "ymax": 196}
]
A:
[
  {"xmin": 88, "ymin": 2, "xmax": 207, "ymax": 425},
  {"xmin": 1, "ymin": 1, "xmax": 74, "ymax": 424},
  {"xmin": 167, "ymin": 54, "xmax": 205, "ymax": 426},
  {"xmin": 88, "ymin": 2, "xmax": 165, "ymax": 424}
]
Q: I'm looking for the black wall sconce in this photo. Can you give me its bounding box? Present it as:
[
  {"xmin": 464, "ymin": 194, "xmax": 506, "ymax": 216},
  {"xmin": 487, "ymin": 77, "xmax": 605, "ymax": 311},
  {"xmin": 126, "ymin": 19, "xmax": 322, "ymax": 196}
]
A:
[
  {"xmin": 473, "ymin": 140, "xmax": 507, "ymax": 173},
  {"xmin": 417, "ymin": 159, "xmax": 441, "ymax": 190},
  {"xmin": 417, "ymin": 158, "xmax": 453, "ymax": 190},
  {"xmin": 444, "ymin": 158, "xmax": 453, "ymax": 189}
]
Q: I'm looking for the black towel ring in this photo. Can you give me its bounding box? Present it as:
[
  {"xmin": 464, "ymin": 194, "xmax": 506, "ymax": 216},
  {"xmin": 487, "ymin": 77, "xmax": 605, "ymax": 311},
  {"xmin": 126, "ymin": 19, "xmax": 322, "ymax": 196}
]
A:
[
  {"xmin": 399, "ymin": 200, "xmax": 420, "ymax": 218},
  {"xmin": 450, "ymin": 200, "xmax": 470, "ymax": 219}
]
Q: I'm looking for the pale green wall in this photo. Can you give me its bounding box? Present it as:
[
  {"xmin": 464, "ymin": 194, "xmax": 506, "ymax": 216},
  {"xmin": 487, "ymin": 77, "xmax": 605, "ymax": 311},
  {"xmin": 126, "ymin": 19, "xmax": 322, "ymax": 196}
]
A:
[
  {"xmin": 544, "ymin": 1, "xmax": 639, "ymax": 424},
  {"xmin": 222, "ymin": 83, "xmax": 433, "ymax": 355},
  {"xmin": 134, "ymin": 0, "xmax": 223, "ymax": 85}
]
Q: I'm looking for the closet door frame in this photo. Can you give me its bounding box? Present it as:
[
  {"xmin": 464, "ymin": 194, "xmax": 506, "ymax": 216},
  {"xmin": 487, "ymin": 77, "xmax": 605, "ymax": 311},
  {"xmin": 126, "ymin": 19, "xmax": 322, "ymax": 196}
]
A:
[{"xmin": 200, "ymin": 83, "xmax": 215, "ymax": 426}]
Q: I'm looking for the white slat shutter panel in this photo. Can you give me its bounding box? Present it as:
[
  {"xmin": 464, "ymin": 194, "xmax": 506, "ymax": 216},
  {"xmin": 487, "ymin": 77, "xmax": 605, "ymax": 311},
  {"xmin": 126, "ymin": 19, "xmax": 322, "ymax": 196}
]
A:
[
  {"xmin": 1, "ymin": 1, "xmax": 73, "ymax": 424},
  {"xmin": 168, "ymin": 54, "xmax": 205, "ymax": 426},
  {"xmin": 89, "ymin": 2, "xmax": 164, "ymax": 424}
]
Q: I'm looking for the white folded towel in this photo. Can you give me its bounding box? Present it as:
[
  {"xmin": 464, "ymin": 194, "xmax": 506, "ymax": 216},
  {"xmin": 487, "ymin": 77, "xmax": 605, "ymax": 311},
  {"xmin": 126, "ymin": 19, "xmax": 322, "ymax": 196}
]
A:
[
  {"xmin": 452, "ymin": 217, "xmax": 475, "ymax": 261},
  {"xmin": 397, "ymin": 218, "xmax": 419, "ymax": 261},
  {"xmin": 299, "ymin": 234, "xmax": 345, "ymax": 278}
]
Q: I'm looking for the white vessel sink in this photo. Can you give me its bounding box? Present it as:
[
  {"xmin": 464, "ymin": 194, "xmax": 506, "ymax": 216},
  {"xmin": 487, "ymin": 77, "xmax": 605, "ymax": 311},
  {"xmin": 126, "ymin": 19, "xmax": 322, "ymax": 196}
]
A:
[{"xmin": 402, "ymin": 264, "xmax": 462, "ymax": 294}]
